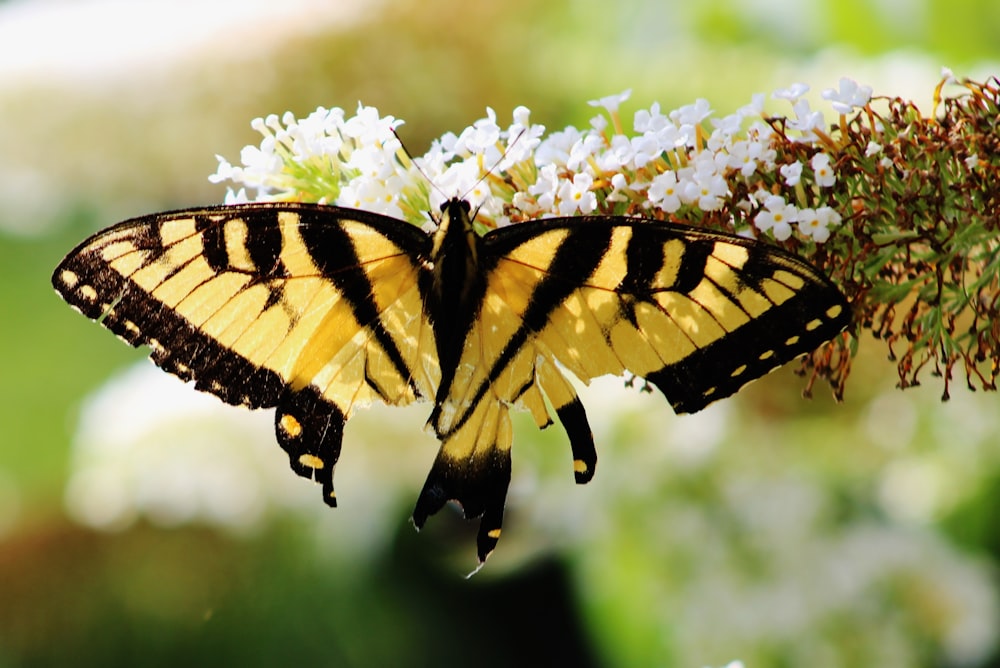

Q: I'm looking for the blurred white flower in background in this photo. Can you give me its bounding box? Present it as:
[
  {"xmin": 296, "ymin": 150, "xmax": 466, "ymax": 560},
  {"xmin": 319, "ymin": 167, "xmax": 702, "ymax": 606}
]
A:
[{"xmin": 64, "ymin": 362, "xmax": 433, "ymax": 559}]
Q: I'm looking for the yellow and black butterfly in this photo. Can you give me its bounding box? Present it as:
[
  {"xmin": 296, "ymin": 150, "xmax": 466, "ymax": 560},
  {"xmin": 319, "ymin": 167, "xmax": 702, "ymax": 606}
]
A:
[{"xmin": 53, "ymin": 198, "xmax": 850, "ymax": 563}]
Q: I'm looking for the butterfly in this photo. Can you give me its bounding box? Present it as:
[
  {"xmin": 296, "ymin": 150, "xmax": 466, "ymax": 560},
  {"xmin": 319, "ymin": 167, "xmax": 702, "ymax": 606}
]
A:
[{"xmin": 53, "ymin": 197, "xmax": 850, "ymax": 564}]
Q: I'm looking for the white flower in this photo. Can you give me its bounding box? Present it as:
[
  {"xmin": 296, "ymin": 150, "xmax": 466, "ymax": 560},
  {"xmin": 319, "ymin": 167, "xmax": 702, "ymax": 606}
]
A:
[
  {"xmin": 671, "ymin": 98, "xmax": 713, "ymax": 127},
  {"xmin": 683, "ymin": 164, "xmax": 728, "ymax": 212},
  {"xmin": 285, "ymin": 107, "xmax": 345, "ymax": 159},
  {"xmin": 739, "ymin": 92, "xmax": 766, "ymax": 117},
  {"xmin": 780, "ymin": 161, "xmax": 803, "ymax": 186},
  {"xmin": 503, "ymin": 106, "xmax": 545, "ymax": 167},
  {"xmin": 822, "ymin": 77, "xmax": 873, "ymax": 114},
  {"xmin": 339, "ymin": 176, "xmax": 404, "ymax": 219},
  {"xmin": 755, "ymin": 194, "xmax": 798, "ymax": 241},
  {"xmin": 511, "ymin": 190, "xmax": 540, "ymax": 216},
  {"xmin": 865, "ymin": 141, "xmax": 883, "ymax": 157},
  {"xmin": 588, "ymin": 89, "xmax": 631, "ymax": 113},
  {"xmin": 528, "ymin": 163, "xmax": 560, "ymax": 211},
  {"xmin": 634, "ymin": 102, "xmax": 669, "ymax": 133},
  {"xmin": 965, "ymin": 153, "xmax": 980, "ymax": 170},
  {"xmin": 788, "ymin": 99, "xmax": 826, "ymax": 142},
  {"xmin": 556, "ymin": 172, "xmax": 597, "ymax": 215},
  {"xmin": 648, "ymin": 170, "xmax": 682, "ymax": 213},
  {"xmin": 811, "ymin": 152, "xmax": 836, "ymax": 187},
  {"xmin": 606, "ymin": 172, "xmax": 631, "ymax": 202},
  {"xmin": 628, "ymin": 134, "xmax": 660, "ymax": 169},
  {"xmin": 724, "ymin": 140, "xmax": 757, "ymax": 178},
  {"xmin": 772, "ymin": 82, "xmax": 810, "ymax": 101},
  {"xmin": 223, "ymin": 187, "xmax": 250, "ymax": 204},
  {"xmin": 341, "ymin": 104, "xmax": 398, "ymax": 145},
  {"xmin": 566, "ymin": 133, "xmax": 605, "ymax": 172},
  {"xmin": 454, "ymin": 107, "xmax": 502, "ymax": 159},
  {"xmin": 711, "ymin": 111, "xmax": 744, "ymax": 137},
  {"xmin": 798, "ymin": 206, "xmax": 841, "ymax": 243},
  {"xmin": 535, "ymin": 126, "xmax": 583, "ymax": 166}
]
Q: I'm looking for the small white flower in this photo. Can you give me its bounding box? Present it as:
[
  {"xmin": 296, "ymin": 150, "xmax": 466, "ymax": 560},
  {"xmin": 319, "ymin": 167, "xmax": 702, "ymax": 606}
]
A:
[
  {"xmin": 588, "ymin": 89, "xmax": 632, "ymax": 113},
  {"xmin": 223, "ymin": 188, "xmax": 250, "ymax": 204},
  {"xmin": 511, "ymin": 190, "xmax": 540, "ymax": 216},
  {"xmin": 455, "ymin": 107, "xmax": 502, "ymax": 158},
  {"xmin": 503, "ymin": 106, "xmax": 545, "ymax": 166},
  {"xmin": 739, "ymin": 92, "xmax": 766, "ymax": 117},
  {"xmin": 812, "ymin": 152, "xmax": 836, "ymax": 187},
  {"xmin": 528, "ymin": 163, "xmax": 560, "ymax": 211},
  {"xmin": 602, "ymin": 134, "xmax": 635, "ymax": 169},
  {"xmin": 780, "ymin": 161, "xmax": 803, "ymax": 186},
  {"xmin": 726, "ymin": 140, "xmax": 762, "ymax": 178},
  {"xmin": 209, "ymin": 155, "xmax": 238, "ymax": 185},
  {"xmin": 755, "ymin": 195, "xmax": 798, "ymax": 241},
  {"xmin": 865, "ymin": 141, "xmax": 883, "ymax": 157},
  {"xmin": 711, "ymin": 109, "xmax": 747, "ymax": 137},
  {"xmin": 628, "ymin": 134, "xmax": 660, "ymax": 169},
  {"xmin": 566, "ymin": 133, "xmax": 605, "ymax": 172},
  {"xmin": 535, "ymin": 127, "xmax": 583, "ymax": 166},
  {"xmin": 557, "ymin": 172, "xmax": 597, "ymax": 215},
  {"xmin": 606, "ymin": 173, "xmax": 631, "ymax": 202},
  {"xmin": 798, "ymin": 206, "xmax": 842, "ymax": 243},
  {"xmin": 341, "ymin": 104, "xmax": 398, "ymax": 145},
  {"xmin": 237, "ymin": 139, "xmax": 283, "ymax": 189},
  {"xmin": 339, "ymin": 176, "xmax": 404, "ymax": 219},
  {"xmin": 633, "ymin": 102, "xmax": 669, "ymax": 133},
  {"xmin": 286, "ymin": 107, "xmax": 345, "ymax": 159},
  {"xmin": 965, "ymin": 153, "xmax": 980, "ymax": 170},
  {"xmin": 788, "ymin": 99, "xmax": 826, "ymax": 142},
  {"xmin": 688, "ymin": 172, "xmax": 728, "ymax": 212},
  {"xmin": 648, "ymin": 170, "xmax": 682, "ymax": 213},
  {"xmin": 822, "ymin": 77, "xmax": 873, "ymax": 114},
  {"xmin": 671, "ymin": 98, "xmax": 713, "ymax": 128},
  {"xmin": 773, "ymin": 82, "xmax": 810, "ymax": 101}
]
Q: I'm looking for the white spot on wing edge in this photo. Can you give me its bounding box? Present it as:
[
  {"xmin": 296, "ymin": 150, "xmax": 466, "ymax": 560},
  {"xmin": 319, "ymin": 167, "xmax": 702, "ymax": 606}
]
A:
[{"xmin": 59, "ymin": 269, "xmax": 79, "ymax": 288}]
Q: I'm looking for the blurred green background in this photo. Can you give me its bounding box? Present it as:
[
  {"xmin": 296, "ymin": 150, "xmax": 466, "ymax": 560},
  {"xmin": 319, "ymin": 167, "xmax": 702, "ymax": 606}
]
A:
[{"xmin": 3, "ymin": 0, "xmax": 1000, "ymax": 665}]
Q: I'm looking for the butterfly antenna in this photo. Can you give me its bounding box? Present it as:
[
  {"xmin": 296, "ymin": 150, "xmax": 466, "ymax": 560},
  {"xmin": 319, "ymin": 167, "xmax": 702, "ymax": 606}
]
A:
[
  {"xmin": 391, "ymin": 127, "xmax": 447, "ymax": 205},
  {"xmin": 392, "ymin": 126, "xmax": 527, "ymax": 221},
  {"xmin": 459, "ymin": 128, "xmax": 527, "ymax": 203}
]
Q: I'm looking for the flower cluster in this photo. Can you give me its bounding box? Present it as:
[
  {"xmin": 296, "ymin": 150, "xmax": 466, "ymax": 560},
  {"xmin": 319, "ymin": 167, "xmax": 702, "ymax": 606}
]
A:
[
  {"xmin": 211, "ymin": 74, "xmax": 1000, "ymax": 403},
  {"xmin": 211, "ymin": 82, "xmax": 864, "ymax": 245}
]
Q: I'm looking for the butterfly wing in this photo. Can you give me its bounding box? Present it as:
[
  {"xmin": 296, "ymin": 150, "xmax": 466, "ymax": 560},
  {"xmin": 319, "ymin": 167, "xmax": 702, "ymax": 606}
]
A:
[
  {"xmin": 487, "ymin": 216, "xmax": 850, "ymax": 411},
  {"xmin": 53, "ymin": 203, "xmax": 439, "ymax": 505},
  {"xmin": 416, "ymin": 215, "xmax": 849, "ymax": 561}
]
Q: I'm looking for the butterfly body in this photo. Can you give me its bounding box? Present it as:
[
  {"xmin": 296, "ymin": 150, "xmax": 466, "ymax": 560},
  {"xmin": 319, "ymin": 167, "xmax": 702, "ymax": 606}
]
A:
[{"xmin": 54, "ymin": 199, "xmax": 849, "ymax": 563}]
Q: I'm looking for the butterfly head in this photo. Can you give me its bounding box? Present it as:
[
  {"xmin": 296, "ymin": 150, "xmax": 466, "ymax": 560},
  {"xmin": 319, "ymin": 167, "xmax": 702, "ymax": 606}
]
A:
[{"xmin": 431, "ymin": 198, "xmax": 478, "ymax": 261}]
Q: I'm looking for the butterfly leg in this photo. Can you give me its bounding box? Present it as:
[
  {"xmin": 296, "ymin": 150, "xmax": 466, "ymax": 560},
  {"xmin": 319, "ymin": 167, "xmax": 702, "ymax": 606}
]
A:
[{"xmin": 275, "ymin": 386, "xmax": 345, "ymax": 508}]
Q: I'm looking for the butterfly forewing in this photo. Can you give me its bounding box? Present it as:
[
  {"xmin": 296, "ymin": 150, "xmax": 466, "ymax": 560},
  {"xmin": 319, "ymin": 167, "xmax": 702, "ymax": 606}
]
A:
[{"xmin": 478, "ymin": 217, "xmax": 849, "ymax": 413}]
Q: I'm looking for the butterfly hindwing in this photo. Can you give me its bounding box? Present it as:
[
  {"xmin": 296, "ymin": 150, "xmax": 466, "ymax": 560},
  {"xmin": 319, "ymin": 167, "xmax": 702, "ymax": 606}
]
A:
[{"xmin": 53, "ymin": 203, "xmax": 439, "ymax": 503}]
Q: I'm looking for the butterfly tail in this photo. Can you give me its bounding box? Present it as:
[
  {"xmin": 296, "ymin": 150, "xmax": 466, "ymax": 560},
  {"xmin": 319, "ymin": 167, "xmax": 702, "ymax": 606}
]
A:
[
  {"xmin": 275, "ymin": 386, "xmax": 345, "ymax": 507},
  {"xmin": 412, "ymin": 400, "xmax": 512, "ymax": 564}
]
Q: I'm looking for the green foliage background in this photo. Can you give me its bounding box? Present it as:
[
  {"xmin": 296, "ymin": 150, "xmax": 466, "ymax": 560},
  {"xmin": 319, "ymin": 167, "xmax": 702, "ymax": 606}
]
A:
[{"xmin": 1, "ymin": 0, "xmax": 999, "ymax": 666}]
